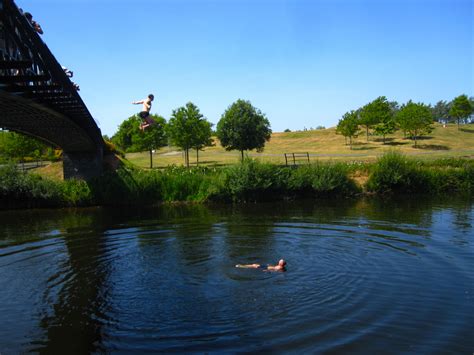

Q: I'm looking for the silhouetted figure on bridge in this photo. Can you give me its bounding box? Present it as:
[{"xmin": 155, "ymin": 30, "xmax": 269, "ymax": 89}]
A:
[
  {"xmin": 62, "ymin": 66, "xmax": 73, "ymax": 78},
  {"xmin": 132, "ymin": 94, "xmax": 155, "ymax": 131},
  {"xmin": 24, "ymin": 12, "xmax": 43, "ymax": 35}
]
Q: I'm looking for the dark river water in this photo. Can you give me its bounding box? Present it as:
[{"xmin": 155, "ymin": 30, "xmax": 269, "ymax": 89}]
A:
[{"xmin": 0, "ymin": 198, "xmax": 473, "ymax": 353}]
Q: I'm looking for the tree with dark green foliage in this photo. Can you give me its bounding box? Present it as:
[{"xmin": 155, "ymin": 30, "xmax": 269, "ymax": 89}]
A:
[
  {"xmin": 336, "ymin": 111, "xmax": 359, "ymax": 149},
  {"xmin": 359, "ymin": 96, "xmax": 393, "ymax": 143},
  {"xmin": 449, "ymin": 94, "xmax": 473, "ymax": 129},
  {"xmin": 396, "ymin": 101, "xmax": 433, "ymax": 147},
  {"xmin": 192, "ymin": 119, "xmax": 213, "ymax": 166},
  {"xmin": 469, "ymin": 97, "xmax": 474, "ymax": 122},
  {"xmin": 167, "ymin": 102, "xmax": 212, "ymax": 167},
  {"xmin": 135, "ymin": 116, "xmax": 167, "ymax": 168},
  {"xmin": 388, "ymin": 101, "xmax": 400, "ymax": 115},
  {"xmin": 431, "ymin": 100, "xmax": 451, "ymax": 123},
  {"xmin": 0, "ymin": 131, "xmax": 52, "ymax": 163},
  {"xmin": 112, "ymin": 114, "xmax": 167, "ymax": 165},
  {"xmin": 217, "ymin": 99, "xmax": 272, "ymax": 161},
  {"xmin": 111, "ymin": 115, "xmax": 141, "ymax": 151}
]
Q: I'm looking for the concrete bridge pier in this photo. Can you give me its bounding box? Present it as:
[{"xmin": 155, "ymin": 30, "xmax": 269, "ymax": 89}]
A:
[{"xmin": 63, "ymin": 148, "xmax": 103, "ymax": 180}]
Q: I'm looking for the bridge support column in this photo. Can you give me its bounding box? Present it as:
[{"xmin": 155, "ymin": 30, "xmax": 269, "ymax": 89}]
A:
[{"xmin": 63, "ymin": 148, "xmax": 103, "ymax": 180}]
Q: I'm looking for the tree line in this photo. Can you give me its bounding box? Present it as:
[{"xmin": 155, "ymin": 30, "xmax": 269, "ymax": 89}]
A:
[
  {"xmin": 0, "ymin": 130, "xmax": 59, "ymax": 163},
  {"xmin": 336, "ymin": 94, "xmax": 473, "ymax": 149},
  {"xmin": 111, "ymin": 99, "xmax": 272, "ymax": 167},
  {"xmin": 2, "ymin": 94, "xmax": 471, "ymax": 165}
]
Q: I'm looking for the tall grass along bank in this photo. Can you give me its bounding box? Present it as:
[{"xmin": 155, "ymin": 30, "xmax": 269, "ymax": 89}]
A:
[
  {"xmin": 366, "ymin": 152, "xmax": 474, "ymax": 194},
  {"xmin": 0, "ymin": 154, "xmax": 472, "ymax": 209}
]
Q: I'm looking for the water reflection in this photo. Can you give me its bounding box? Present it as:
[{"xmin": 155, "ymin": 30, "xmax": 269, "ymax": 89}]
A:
[{"xmin": 0, "ymin": 197, "xmax": 472, "ymax": 353}]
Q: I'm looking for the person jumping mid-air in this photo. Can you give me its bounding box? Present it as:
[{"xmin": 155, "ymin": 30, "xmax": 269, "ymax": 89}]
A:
[
  {"xmin": 132, "ymin": 94, "xmax": 155, "ymax": 131},
  {"xmin": 236, "ymin": 259, "xmax": 287, "ymax": 272}
]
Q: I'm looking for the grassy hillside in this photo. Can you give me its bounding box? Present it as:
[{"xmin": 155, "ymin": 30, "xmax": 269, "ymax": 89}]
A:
[{"xmin": 127, "ymin": 123, "xmax": 474, "ymax": 168}]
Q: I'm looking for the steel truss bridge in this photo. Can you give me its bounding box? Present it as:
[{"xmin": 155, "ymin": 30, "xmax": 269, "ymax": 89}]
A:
[{"xmin": 0, "ymin": 0, "xmax": 104, "ymax": 179}]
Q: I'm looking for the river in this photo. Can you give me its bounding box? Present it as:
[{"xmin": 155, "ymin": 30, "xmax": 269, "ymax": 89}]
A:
[{"xmin": 0, "ymin": 198, "xmax": 473, "ymax": 353}]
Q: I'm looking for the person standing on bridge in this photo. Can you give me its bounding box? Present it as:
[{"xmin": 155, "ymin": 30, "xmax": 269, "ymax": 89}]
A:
[
  {"xmin": 24, "ymin": 12, "xmax": 43, "ymax": 35},
  {"xmin": 132, "ymin": 94, "xmax": 155, "ymax": 131}
]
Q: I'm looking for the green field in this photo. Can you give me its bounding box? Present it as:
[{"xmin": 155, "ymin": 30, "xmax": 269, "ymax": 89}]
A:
[{"xmin": 127, "ymin": 123, "xmax": 474, "ymax": 168}]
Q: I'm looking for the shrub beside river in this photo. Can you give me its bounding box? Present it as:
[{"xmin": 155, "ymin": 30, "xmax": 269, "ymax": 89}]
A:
[{"xmin": 1, "ymin": 152, "xmax": 473, "ymax": 209}]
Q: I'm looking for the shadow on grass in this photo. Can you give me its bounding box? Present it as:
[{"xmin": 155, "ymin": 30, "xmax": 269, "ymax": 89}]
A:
[
  {"xmin": 373, "ymin": 137, "xmax": 395, "ymax": 143},
  {"xmin": 351, "ymin": 146, "xmax": 378, "ymax": 151},
  {"xmin": 385, "ymin": 141, "xmax": 409, "ymax": 146},
  {"xmin": 460, "ymin": 127, "xmax": 474, "ymax": 134},
  {"xmin": 414, "ymin": 144, "xmax": 450, "ymax": 150},
  {"xmin": 408, "ymin": 136, "xmax": 433, "ymax": 141}
]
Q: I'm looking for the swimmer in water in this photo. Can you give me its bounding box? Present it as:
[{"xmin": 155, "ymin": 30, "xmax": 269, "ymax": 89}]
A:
[{"xmin": 235, "ymin": 259, "xmax": 287, "ymax": 272}]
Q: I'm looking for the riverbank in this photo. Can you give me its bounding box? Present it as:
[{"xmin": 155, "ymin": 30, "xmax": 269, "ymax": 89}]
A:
[
  {"xmin": 127, "ymin": 123, "xmax": 474, "ymax": 168},
  {"xmin": 1, "ymin": 152, "xmax": 473, "ymax": 209}
]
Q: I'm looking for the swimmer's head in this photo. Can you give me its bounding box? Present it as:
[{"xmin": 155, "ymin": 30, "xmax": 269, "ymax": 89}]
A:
[
  {"xmin": 148, "ymin": 94, "xmax": 154, "ymax": 101},
  {"xmin": 279, "ymin": 259, "xmax": 287, "ymax": 267}
]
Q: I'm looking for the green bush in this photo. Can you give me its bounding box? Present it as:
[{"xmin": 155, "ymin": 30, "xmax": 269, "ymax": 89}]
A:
[
  {"xmin": 103, "ymin": 139, "xmax": 125, "ymax": 158},
  {"xmin": 61, "ymin": 179, "xmax": 94, "ymax": 206},
  {"xmin": 1, "ymin": 154, "xmax": 472, "ymax": 209},
  {"xmin": 158, "ymin": 166, "xmax": 216, "ymax": 202},
  {"xmin": 288, "ymin": 162, "xmax": 359, "ymax": 196},
  {"xmin": 366, "ymin": 151, "xmax": 429, "ymax": 193},
  {"xmin": 0, "ymin": 164, "xmax": 63, "ymax": 208},
  {"xmin": 425, "ymin": 163, "xmax": 474, "ymax": 194},
  {"xmin": 215, "ymin": 159, "xmax": 289, "ymax": 202},
  {"xmin": 87, "ymin": 167, "xmax": 154, "ymax": 205}
]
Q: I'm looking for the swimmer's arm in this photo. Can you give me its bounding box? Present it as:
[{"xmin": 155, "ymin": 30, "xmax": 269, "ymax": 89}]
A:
[{"xmin": 132, "ymin": 100, "xmax": 144, "ymax": 105}]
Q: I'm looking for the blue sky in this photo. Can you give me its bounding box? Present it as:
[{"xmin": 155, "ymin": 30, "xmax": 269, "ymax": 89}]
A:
[{"xmin": 18, "ymin": 0, "xmax": 473, "ymax": 136}]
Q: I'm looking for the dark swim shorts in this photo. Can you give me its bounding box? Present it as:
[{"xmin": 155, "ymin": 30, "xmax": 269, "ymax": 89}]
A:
[{"xmin": 139, "ymin": 111, "xmax": 149, "ymax": 119}]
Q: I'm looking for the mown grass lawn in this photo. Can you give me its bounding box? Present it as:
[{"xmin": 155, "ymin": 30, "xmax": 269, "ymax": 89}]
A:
[{"xmin": 127, "ymin": 123, "xmax": 474, "ymax": 168}]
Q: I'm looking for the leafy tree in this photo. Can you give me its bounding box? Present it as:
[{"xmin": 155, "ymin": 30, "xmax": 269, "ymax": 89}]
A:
[
  {"xmin": 359, "ymin": 96, "xmax": 392, "ymax": 142},
  {"xmin": 167, "ymin": 102, "xmax": 211, "ymax": 167},
  {"xmin": 111, "ymin": 115, "xmax": 141, "ymax": 152},
  {"xmin": 431, "ymin": 100, "xmax": 451, "ymax": 123},
  {"xmin": 470, "ymin": 97, "xmax": 474, "ymax": 122},
  {"xmin": 217, "ymin": 99, "xmax": 272, "ymax": 161},
  {"xmin": 373, "ymin": 117, "xmax": 396, "ymax": 144},
  {"xmin": 0, "ymin": 131, "xmax": 50, "ymax": 162},
  {"xmin": 135, "ymin": 116, "xmax": 167, "ymax": 168},
  {"xmin": 396, "ymin": 101, "xmax": 433, "ymax": 147},
  {"xmin": 192, "ymin": 118, "xmax": 213, "ymax": 166},
  {"xmin": 388, "ymin": 101, "xmax": 400, "ymax": 115},
  {"xmin": 336, "ymin": 110, "xmax": 359, "ymax": 149},
  {"xmin": 449, "ymin": 94, "xmax": 473, "ymax": 129},
  {"xmin": 112, "ymin": 114, "xmax": 167, "ymax": 166}
]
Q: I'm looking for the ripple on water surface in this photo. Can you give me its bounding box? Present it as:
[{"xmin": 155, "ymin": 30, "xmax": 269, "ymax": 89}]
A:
[{"xmin": 0, "ymin": 201, "xmax": 473, "ymax": 353}]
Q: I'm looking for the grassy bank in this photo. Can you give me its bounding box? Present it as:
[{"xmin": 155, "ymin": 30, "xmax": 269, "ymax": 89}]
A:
[
  {"xmin": 1, "ymin": 153, "xmax": 473, "ymax": 209},
  {"xmin": 127, "ymin": 123, "xmax": 474, "ymax": 168}
]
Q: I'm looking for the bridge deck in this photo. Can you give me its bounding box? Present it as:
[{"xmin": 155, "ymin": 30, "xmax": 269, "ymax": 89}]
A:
[{"xmin": 0, "ymin": 0, "xmax": 103, "ymax": 153}]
